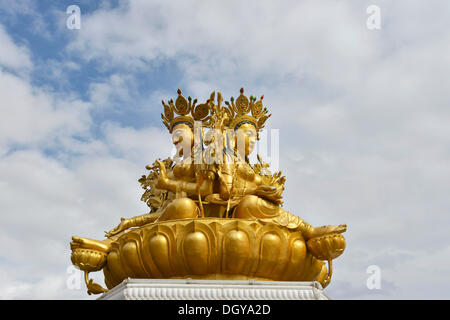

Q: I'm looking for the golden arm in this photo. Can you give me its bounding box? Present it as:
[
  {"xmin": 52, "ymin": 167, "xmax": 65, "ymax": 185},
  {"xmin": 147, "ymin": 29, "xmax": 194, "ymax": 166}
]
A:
[
  {"xmin": 155, "ymin": 160, "xmax": 214, "ymax": 196},
  {"xmin": 105, "ymin": 212, "xmax": 160, "ymax": 238}
]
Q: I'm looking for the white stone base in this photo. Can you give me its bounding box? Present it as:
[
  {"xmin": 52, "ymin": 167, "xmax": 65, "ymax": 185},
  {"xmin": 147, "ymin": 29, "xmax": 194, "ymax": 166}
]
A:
[{"xmin": 98, "ymin": 278, "xmax": 330, "ymax": 300}]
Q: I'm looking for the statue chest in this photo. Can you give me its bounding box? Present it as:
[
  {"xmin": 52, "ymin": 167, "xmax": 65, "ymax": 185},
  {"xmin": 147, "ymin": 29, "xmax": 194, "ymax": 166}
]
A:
[
  {"xmin": 173, "ymin": 162, "xmax": 195, "ymax": 180},
  {"xmin": 236, "ymin": 163, "xmax": 256, "ymax": 182}
]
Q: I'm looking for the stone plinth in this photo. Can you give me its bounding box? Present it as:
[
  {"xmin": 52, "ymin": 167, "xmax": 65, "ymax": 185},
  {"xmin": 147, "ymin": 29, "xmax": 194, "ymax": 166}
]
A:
[{"xmin": 98, "ymin": 278, "xmax": 330, "ymax": 300}]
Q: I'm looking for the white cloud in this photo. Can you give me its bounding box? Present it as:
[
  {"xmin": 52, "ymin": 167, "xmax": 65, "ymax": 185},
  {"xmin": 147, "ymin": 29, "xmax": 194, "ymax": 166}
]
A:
[
  {"xmin": 0, "ymin": 69, "xmax": 92, "ymax": 153},
  {"xmin": 0, "ymin": 24, "xmax": 32, "ymax": 72},
  {"xmin": 102, "ymin": 121, "xmax": 173, "ymax": 162},
  {"xmin": 88, "ymin": 73, "xmax": 138, "ymax": 111},
  {"xmin": 0, "ymin": 22, "xmax": 93, "ymax": 154}
]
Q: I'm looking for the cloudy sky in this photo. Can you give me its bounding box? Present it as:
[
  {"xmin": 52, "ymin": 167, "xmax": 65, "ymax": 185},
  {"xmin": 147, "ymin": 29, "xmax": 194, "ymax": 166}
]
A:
[{"xmin": 0, "ymin": 0, "xmax": 449, "ymax": 299}]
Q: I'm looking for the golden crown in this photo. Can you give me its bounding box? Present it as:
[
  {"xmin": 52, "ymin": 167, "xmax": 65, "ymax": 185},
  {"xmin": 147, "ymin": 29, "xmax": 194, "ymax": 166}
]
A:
[
  {"xmin": 161, "ymin": 89, "xmax": 211, "ymax": 133},
  {"xmin": 224, "ymin": 88, "xmax": 271, "ymax": 132},
  {"xmin": 161, "ymin": 88, "xmax": 271, "ymax": 134}
]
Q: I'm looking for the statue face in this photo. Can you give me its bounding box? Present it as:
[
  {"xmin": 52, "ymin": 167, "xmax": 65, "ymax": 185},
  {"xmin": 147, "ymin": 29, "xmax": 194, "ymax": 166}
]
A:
[
  {"xmin": 235, "ymin": 123, "xmax": 257, "ymax": 156},
  {"xmin": 172, "ymin": 123, "xmax": 193, "ymax": 158}
]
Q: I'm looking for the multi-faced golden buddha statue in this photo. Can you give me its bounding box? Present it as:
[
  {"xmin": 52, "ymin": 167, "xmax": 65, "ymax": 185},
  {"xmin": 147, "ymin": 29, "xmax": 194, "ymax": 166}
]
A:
[{"xmin": 70, "ymin": 89, "xmax": 347, "ymax": 295}]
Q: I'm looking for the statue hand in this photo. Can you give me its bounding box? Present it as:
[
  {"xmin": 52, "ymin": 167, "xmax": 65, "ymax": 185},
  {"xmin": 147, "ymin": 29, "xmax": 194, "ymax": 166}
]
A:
[
  {"xmin": 336, "ymin": 224, "xmax": 347, "ymax": 234},
  {"xmin": 71, "ymin": 236, "xmax": 110, "ymax": 252},
  {"xmin": 323, "ymin": 224, "xmax": 347, "ymax": 234},
  {"xmin": 308, "ymin": 224, "xmax": 347, "ymax": 239},
  {"xmin": 255, "ymin": 184, "xmax": 282, "ymax": 203},
  {"xmin": 257, "ymin": 185, "xmax": 276, "ymax": 192},
  {"xmin": 155, "ymin": 160, "xmax": 170, "ymax": 189},
  {"xmin": 105, "ymin": 217, "xmax": 130, "ymax": 238}
]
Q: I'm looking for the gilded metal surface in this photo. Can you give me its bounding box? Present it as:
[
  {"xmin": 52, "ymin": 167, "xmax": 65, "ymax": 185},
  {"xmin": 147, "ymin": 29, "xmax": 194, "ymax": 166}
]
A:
[
  {"xmin": 102, "ymin": 218, "xmax": 329, "ymax": 289},
  {"xmin": 70, "ymin": 89, "xmax": 347, "ymax": 295}
]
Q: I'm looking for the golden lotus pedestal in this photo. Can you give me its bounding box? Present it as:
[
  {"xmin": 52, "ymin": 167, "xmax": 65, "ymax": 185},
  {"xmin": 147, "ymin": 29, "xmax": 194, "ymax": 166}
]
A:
[{"xmin": 71, "ymin": 218, "xmax": 345, "ymax": 298}]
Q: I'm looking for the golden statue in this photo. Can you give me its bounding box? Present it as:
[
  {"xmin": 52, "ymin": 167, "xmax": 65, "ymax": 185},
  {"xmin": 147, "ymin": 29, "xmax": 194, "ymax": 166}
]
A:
[{"xmin": 70, "ymin": 88, "xmax": 347, "ymax": 295}]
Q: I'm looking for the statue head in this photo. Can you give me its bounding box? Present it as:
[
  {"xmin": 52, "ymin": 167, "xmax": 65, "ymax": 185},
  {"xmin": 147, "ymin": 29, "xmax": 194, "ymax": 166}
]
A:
[
  {"xmin": 223, "ymin": 88, "xmax": 271, "ymax": 159},
  {"xmin": 161, "ymin": 89, "xmax": 211, "ymax": 159},
  {"xmin": 234, "ymin": 122, "xmax": 257, "ymax": 156},
  {"xmin": 171, "ymin": 123, "xmax": 194, "ymax": 158}
]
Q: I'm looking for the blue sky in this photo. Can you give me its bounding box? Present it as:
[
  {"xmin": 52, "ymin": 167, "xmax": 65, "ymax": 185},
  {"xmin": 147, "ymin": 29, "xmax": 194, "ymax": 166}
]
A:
[
  {"xmin": 1, "ymin": 0, "xmax": 181, "ymax": 132},
  {"xmin": 1, "ymin": 0, "xmax": 450, "ymax": 299}
]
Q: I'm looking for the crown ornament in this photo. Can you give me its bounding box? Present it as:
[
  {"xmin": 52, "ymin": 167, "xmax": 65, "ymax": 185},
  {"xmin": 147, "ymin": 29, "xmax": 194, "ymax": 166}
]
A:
[
  {"xmin": 161, "ymin": 89, "xmax": 211, "ymax": 133},
  {"xmin": 224, "ymin": 88, "xmax": 271, "ymax": 134}
]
